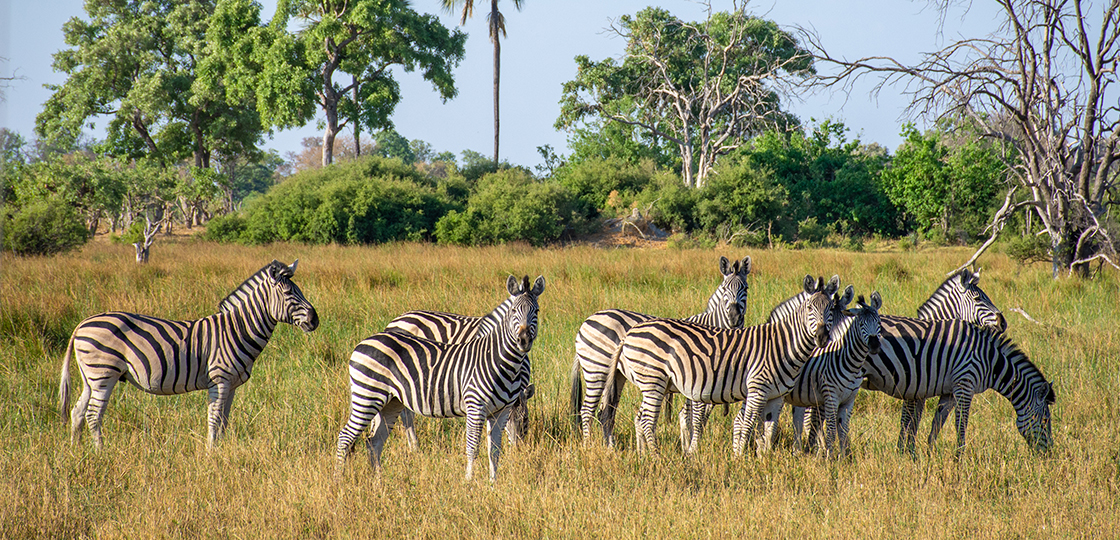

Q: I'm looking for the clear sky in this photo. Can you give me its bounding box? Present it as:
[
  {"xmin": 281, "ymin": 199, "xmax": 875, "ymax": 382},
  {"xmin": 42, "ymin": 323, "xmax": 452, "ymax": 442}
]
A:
[{"xmin": 0, "ymin": 0, "xmax": 996, "ymax": 169}]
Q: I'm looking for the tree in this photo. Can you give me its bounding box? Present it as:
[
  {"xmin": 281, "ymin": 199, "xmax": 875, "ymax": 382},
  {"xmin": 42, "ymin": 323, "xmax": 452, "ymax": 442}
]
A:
[
  {"xmin": 441, "ymin": 0, "xmax": 525, "ymax": 166},
  {"xmin": 228, "ymin": 0, "xmax": 466, "ymax": 166},
  {"xmin": 804, "ymin": 0, "xmax": 1120, "ymax": 277},
  {"xmin": 557, "ymin": 3, "xmax": 814, "ymax": 188},
  {"xmin": 37, "ymin": 0, "xmax": 263, "ymax": 169}
]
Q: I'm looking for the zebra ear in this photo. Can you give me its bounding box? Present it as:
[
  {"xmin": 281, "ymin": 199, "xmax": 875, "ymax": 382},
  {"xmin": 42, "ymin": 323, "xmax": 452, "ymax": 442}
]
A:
[
  {"xmin": 531, "ymin": 275, "xmax": 546, "ymax": 296},
  {"xmin": 288, "ymin": 259, "xmax": 299, "ymax": 275},
  {"xmin": 740, "ymin": 256, "xmax": 752, "ymax": 276},
  {"xmin": 839, "ymin": 285, "xmax": 854, "ymax": 308},
  {"xmin": 802, "ymin": 275, "xmax": 816, "ymax": 294},
  {"xmin": 507, "ymin": 275, "xmax": 520, "ymax": 296},
  {"xmin": 823, "ymin": 275, "xmax": 841, "ymax": 297},
  {"xmin": 1046, "ymin": 382, "xmax": 1056, "ymax": 404},
  {"xmin": 958, "ymin": 268, "xmax": 973, "ymax": 287},
  {"xmin": 719, "ymin": 256, "xmax": 732, "ymax": 276},
  {"xmin": 870, "ymin": 291, "xmax": 883, "ymax": 311}
]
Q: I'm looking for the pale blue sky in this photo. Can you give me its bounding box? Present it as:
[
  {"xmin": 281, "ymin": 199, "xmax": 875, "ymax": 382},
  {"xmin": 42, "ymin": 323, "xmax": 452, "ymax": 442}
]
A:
[{"xmin": 0, "ymin": 0, "xmax": 997, "ymax": 168}]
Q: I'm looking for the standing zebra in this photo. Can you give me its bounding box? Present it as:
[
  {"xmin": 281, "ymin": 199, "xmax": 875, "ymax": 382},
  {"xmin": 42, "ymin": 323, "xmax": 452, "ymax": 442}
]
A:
[
  {"xmin": 384, "ymin": 302, "xmax": 534, "ymax": 449},
  {"xmin": 609, "ymin": 276, "xmax": 835, "ymax": 456},
  {"xmin": 862, "ymin": 318, "xmax": 1055, "ymax": 456},
  {"xmin": 760, "ymin": 289, "xmax": 881, "ymax": 457},
  {"xmin": 58, "ymin": 260, "xmax": 319, "ymax": 449},
  {"xmin": 337, "ymin": 275, "xmax": 544, "ymax": 481},
  {"xmin": 569, "ymin": 255, "xmax": 751, "ymax": 446}
]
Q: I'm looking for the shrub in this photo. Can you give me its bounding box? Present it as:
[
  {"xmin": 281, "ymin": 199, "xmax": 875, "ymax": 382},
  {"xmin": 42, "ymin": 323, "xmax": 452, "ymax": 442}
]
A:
[
  {"xmin": 203, "ymin": 214, "xmax": 249, "ymax": 243},
  {"xmin": 554, "ymin": 157, "xmax": 661, "ymax": 218},
  {"xmin": 695, "ymin": 160, "xmax": 788, "ymax": 237},
  {"xmin": 1004, "ymin": 234, "xmax": 1051, "ymax": 266},
  {"xmin": 4, "ymin": 198, "xmax": 90, "ymax": 256}
]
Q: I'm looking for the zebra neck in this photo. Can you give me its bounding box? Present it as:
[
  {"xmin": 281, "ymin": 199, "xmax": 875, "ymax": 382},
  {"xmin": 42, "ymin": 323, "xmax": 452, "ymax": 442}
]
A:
[
  {"xmin": 217, "ymin": 300, "xmax": 278, "ymax": 343},
  {"xmin": 988, "ymin": 341, "xmax": 1039, "ymax": 408},
  {"xmin": 915, "ymin": 285, "xmax": 954, "ymax": 320}
]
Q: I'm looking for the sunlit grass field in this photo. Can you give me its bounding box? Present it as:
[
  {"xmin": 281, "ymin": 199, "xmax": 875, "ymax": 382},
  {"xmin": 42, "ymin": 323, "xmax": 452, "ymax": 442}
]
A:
[{"xmin": 2, "ymin": 237, "xmax": 1117, "ymax": 538}]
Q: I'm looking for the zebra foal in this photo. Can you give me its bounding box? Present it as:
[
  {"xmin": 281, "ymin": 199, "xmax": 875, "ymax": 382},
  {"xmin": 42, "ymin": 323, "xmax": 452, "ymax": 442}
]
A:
[
  {"xmin": 385, "ymin": 302, "xmax": 534, "ymax": 449},
  {"xmin": 569, "ymin": 255, "xmax": 751, "ymax": 447},
  {"xmin": 337, "ymin": 275, "xmax": 544, "ymax": 481},
  {"xmin": 610, "ymin": 276, "xmax": 835, "ymax": 456},
  {"xmin": 58, "ymin": 260, "xmax": 319, "ymax": 449}
]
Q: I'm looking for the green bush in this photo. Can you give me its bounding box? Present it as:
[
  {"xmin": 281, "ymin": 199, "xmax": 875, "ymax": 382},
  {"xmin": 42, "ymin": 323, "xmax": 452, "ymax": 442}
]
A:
[
  {"xmin": 554, "ymin": 157, "xmax": 661, "ymax": 217},
  {"xmin": 797, "ymin": 217, "xmax": 829, "ymax": 245},
  {"xmin": 1004, "ymin": 234, "xmax": 1051, "ymax": 266},
  {"xmin": 695, "ymin": 159, "xmax": 788, "ymax": 236},
  {"xmin": 4, "ymin": 198, "xmax": 90, "ymax": 256},
  {"xmin": 435, "ymin": 169, "xmax": 589, "ymax": 247},
  {"xmin": 203, "ymin": 214, "xmax": 249, "ymax": 243}
]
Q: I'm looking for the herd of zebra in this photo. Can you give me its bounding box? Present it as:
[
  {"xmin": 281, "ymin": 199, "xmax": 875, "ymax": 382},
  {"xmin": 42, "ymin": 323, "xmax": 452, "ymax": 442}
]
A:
[{"xmin": 57, "ymin": 256, "xmax": 1056, "ymax": 482}]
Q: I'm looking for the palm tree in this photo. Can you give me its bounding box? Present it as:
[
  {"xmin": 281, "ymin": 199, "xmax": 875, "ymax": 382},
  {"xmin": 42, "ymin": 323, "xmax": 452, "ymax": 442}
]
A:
[{"xmin": 441, "ymin": 0, "xmax": 524, "ymax": 166}]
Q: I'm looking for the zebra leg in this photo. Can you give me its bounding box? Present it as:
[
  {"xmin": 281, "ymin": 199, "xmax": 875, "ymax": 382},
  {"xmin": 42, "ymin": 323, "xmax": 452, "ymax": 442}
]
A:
[
  {"xmin": 218, "ymin": 385, "xmax": 238, "ymax": 440},
  {"xmin": 790, "ymin": 407, "xmax": 806, "ymax": 452},
  {"xmin": 366, "ymin": 399, "xmax": 406, "ymax": 472},
  {"xmin": 837, "ymin": 397, "xmax": 857, "ymax": 458},
  {"xmin": 580, "ymin": 365, "xmax": 611, "ymax": 445},
  {"xmin": 806, "ymin": 407, "xmax": 826, "ymax": 452},
  {"xmin": 598, "ymin": 372, "xmax": 625, "ymax": 447},
  {"xmin": 486, "ymin": 408, "xmax": 512, "ymax": 482},
  {"xmin": 464, "ymin": 413, "xmax": 486, "ymax": 481},
  {"xmin": 69, "ymin": 376, "xmax": 94, "ymax": 445},
  {"xmin": 83, "ymin": 376, "xmax": 120, "ymax": 450},
  {"xmin": 732, "ymin": 395, "xmax": 766, "ymax": 457},
  {"xmin": 757, "ymin": 398, "xmax": 784, "ymax": 454},
  {"xmin": 688, "ymin": 402, "xmax": 715, "ymax": 454},
  {"xmin": 678, "ymin": 400, "xmax": 693, "ymax": 454},
  {"xmin": 927, "ymin": 395, "xmax": 956, "ymax": 449},
  {"xmin": 952, "ymin": 388, "xmax": 975, "ymax": 460},
  {"xmin": 206, "ymin": 383, "xmax": 236, "ymax": 450},
  {"xmin": 336, "ymin": 391, "xmax": 388, "ymax": 472},
  {"xmin": 898, "ymin": 399, "xmax": 925, "ymax": 457},
  {"xmin": 634, "ymin": 385, "xmax": 667, "ymax": 455},
  {"xmin": 822, "ymin": 391, "xmax": 841, "ymax": 459},
  {"xmin": 398, "ymin": 408, "xmax": 419, "ymax": 451}
]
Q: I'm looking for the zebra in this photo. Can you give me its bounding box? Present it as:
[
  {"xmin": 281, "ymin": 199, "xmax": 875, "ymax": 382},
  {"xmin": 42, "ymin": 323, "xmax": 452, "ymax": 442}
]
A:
[
  {"xmin": 569, "ymin": 255, "xmax": 752, "ymax": 446},
  {"xmin": 787, "ymin": 267, "xmax": 1006, "ymax": 454},
  {"xmin": 759, "ymin": 289, "xmax": 881, "ymax": 457},
  {"xmin": 58, "ymin": 260, "xmax": 319, "ymax": 449},
  {"xmin": 677, "ymin": 274, "xmax": 841, "ymax": 453},
  {"xmin": 336, "ymin": 275, "xmax": 544, "ymax": 482},
  {"xmin": 608, "ymin": 276, "xmax": 835, "ymax": 456},
  {"xmin": 384, "ymin": 303, "xmax": 534, "ymax": 449},
  {"xmin": 861, "ymin": 317, "xmax": 1055, "ymax": 456}
]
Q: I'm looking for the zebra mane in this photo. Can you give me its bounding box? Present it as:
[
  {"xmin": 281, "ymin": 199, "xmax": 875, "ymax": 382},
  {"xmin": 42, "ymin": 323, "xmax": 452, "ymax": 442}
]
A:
[
  {"xmin": 989, "ymin": 329, "xmax": 1052, "ymax": 401},
  {"xmin": 218, "ymin": 260, "xmax": 289, "ymax": 313},
  {"xmin": 918, "ymin": 268, "xmax": 979, "ymax": 316}
]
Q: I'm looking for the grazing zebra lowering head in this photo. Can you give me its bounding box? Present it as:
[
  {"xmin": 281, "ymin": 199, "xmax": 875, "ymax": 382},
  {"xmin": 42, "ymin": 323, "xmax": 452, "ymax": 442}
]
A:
[
  {"xmin": 569, "ymin": 255, "xmax": 752, "ymax": 447},
  {"xmin": 58, "ymin": 260, "xmax": 318, "ymax": 449},
  {"xmin": 337, "ymin": 275, "xmax": 544, "ymax": 482},
  {"xmin": 917, "ymin": 268, "xmax": 1006, "ymax": 332}
]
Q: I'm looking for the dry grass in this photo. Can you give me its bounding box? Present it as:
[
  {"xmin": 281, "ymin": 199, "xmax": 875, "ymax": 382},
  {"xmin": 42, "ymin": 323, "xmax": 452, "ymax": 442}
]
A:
[{"xmin": 1, "ymin": 237, "xmax": 1117, "ymax": 538}]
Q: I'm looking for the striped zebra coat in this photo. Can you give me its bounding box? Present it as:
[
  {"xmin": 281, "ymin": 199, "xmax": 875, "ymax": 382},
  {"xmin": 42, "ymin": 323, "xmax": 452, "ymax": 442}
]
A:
[
  {"xmin": 337, "ymin": 275, "xmax": 544, "ymax": 481},
  {"xmin": 609, "ymin": 277, "xmax": 835, "ymax": 456},
  {"xmin": 760, "ymin": 289, "xmax": 881, "ymax": 457},
  {"xmin": 58, "ymin": 260, "xmax": 319, "ymax": 449},
  {"xmin": 570, "ymin": 256, "xmax": 751, "ymax": 446},
  {"xmin": 862, "ymin": 318, "xmax": 1054, "ymax": 456},
  {"xmin": 385, "ymin": 302, "xmax": 534, "ymax": 449}
]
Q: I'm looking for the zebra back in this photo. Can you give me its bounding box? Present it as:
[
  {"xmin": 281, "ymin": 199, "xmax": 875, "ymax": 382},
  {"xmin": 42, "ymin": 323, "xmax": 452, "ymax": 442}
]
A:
[{"xmin": 916, "ymin": 267, "xmax": 1006, "ymax": 331}]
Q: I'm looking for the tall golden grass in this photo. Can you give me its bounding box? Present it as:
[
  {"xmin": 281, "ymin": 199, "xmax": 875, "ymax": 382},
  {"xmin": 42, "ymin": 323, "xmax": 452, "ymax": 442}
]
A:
[{"xmin": 1, "ymin": 237, "xmax": 1117, "ymax": 538}]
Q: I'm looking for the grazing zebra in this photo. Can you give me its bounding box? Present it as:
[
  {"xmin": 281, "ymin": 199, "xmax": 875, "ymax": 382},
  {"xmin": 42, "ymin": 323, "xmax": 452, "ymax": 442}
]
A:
[
  {"xmin": 861, "ymin": 318, "xmax": 1055, "ymax": 456},
  {"xmin": 336, "ymin": 275, "xmax": 544, "ymax": 481},
  {"xmin": 58, "ymin": 260, "xmax": 319, "ymax": 449},
  {"xmin": 385, "ymin": 304, "xmax": 534, "ymax": 449},
  {"xmin": 609, "ymin": 276, "xmax": 835, "ymax": 456},
  {"xmin": 569, "ymin": 255, "xmax": 752, "ymax": 446},
  {"xmin": 760, "ymin": 289, "xmax": 882, "ymax": 457}
]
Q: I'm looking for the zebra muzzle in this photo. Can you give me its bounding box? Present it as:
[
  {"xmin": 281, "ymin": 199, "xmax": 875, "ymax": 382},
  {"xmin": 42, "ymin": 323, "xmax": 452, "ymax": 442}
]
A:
[
  {"xmin": 867, "ymin": 335, "xmax": 881, "ymax": 355},
  {"xmin": 815, "ymin": 325, "xmax": 829, "ymax": 348}
]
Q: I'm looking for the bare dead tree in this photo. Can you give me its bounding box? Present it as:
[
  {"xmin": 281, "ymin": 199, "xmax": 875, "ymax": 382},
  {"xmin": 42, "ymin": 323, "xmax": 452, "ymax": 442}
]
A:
[{"xmin": 801, "ymin": 0, "xmax": 1120, "ymax": 278}]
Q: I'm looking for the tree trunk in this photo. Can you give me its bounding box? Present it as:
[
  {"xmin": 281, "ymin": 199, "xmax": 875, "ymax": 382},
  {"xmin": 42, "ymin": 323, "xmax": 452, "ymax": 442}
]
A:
[
  {"xmin": 491, "ymin": 0, "xmax": 501, "ymax": 167},
  {"xmin": 353, "ymin": 75, "xmax": 361, "ymax": 157}
]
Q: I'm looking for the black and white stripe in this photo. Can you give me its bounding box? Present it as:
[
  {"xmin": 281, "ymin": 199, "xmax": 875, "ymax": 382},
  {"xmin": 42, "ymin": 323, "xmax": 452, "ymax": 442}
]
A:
[
  {"xmin": 58, "ymin": 260, "xmax": 319, "ymax": 449},
  {"xmin": 609, "ymin": 277, "xmax": 836, "ymax": 455},
  {"xmin": 916, "ymin": 268, "xmax": 1006, "ymax": 332},
  {"xmin": 761, "ymin": 289, "xmax": 881, "ymax": 457},
  {"xmin": 862, "ymin": 318, "xmax": 1055, "ymax": 456},
  {"xmin": 569, "ymin": 256, "xmax": 751, "ymax": 446},
  {"xmin": 385, "ymin": 302, "xmax": 533, "ymax": 449},
  {"xmin": 336, "ymin": 275, "xmax": 544, "ymax": 481}
]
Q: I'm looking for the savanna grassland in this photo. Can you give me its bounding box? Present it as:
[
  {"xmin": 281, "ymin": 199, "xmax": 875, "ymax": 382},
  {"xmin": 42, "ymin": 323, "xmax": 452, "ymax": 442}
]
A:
[{"xmin": 2, "ymin": 237, "xmax": 1118, "ymax": 539}]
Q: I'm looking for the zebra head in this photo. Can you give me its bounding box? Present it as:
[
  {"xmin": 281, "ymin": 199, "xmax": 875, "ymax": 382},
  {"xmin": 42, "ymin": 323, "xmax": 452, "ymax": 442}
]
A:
[
  {"xmin": 922, "ymin": 268, "xmax": 1007, "ymax": 332},
  {"xmin": 265, "ymin": 259, "xmax": 319, "ymax": 332},
  {"xmin": 827, "ymin": 285, "xmax": 854, "ymax": 342},
  {"xmin": 1016, "ymin": 378, "xmax": 1056, "ymax": 453},
  {"xmin": 709, "ymin": 255, "xmax": 752, "ymax": 328},
  {"xmin": 505, "ymin": 275, "xmax": 545, "ymax": 353},
  {"xmin": 849, "ymin": 292, "xmax": 883, "ymax": 356},
  {"xmin": 801, "ymin": 276, "xmax": 837, "ymax": 348}
]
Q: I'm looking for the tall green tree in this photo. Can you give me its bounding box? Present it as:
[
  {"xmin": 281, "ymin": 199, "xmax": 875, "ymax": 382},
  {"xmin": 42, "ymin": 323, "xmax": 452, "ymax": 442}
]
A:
[
  {"xmin": 441, "ymin": 0, "xmax": 524, "ymax": 167},
  {"xmin": 36, "ymin": 0, "xmax": 262, "ymax": 168},
  {"xmin": 221, "ymin": 0, "xmax": 465, "ymax": 167},
  {"xmin": 557, "ymin": 4, "xmax": 814, "ymax": 188}
]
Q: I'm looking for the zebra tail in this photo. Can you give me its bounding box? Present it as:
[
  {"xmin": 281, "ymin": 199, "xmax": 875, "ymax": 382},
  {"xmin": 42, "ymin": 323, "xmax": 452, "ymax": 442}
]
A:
[
  {"xmin": 598, "ymin": 346, "xmax": 623, "ymax": 414},
  {"xmin": 569, "ymin": 356, "xmax": 584, "ymax": 430},
  {"xmin": 58, "ymin": 333, "xmax": 75, "ymax": 421}
]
